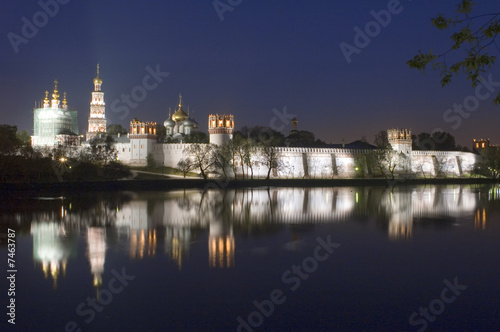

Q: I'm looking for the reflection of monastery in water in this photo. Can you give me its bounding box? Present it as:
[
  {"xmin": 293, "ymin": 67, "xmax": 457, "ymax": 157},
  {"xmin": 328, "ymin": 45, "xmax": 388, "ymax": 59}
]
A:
[
  {"xmin": 28, "ymin": 185, "xmax": 498, "ymax": 285},
  {"xmin": 87, "ymin": 227, "xmax": 106, "ymax": 286},
  {"xmin": 31, "ymin": 222, "xmax": 76, "ymax": 288}
]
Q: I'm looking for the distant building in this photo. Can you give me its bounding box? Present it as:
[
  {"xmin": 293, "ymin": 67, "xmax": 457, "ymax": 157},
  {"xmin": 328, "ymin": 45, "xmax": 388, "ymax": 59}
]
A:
[
  {"xmin": 31, "ymin": 80, "xmax": 79, "ymax": 147},
  {"xmin": 473, "ymin": 138, "xmax": 490, "ymax": 153},
  {"xmin": 86, "ymin": 64, "xmax": 107, "ymax": 141}
]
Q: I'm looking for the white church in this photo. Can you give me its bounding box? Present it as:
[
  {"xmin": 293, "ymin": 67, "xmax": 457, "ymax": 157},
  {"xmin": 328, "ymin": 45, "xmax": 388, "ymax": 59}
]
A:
[{"xmin": 31, "ymin": 66, "xmax": 480, "ymax": 179}]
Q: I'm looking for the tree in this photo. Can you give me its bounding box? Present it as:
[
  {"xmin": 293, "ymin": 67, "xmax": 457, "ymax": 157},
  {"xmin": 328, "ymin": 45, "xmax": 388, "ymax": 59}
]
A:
[
  {"xmin": 212, "ymin": 144, "xmax": 232, "ymax": 179},
  {"xmin": 83, "ymin": 135, "xmax": 117, "ymax": 165},
  {"xmin": 177, "ymin": 158, "xmax": 195, "ymax": 178},
  {"xmin": 478, "ymin": 147, "xmax": 500, "ymax": 178},
  {"xmin": 407, "ymin": 0, "xmax": 500, "ymax": 104},
  {"xmin": 369, "ymin": 147, "xmax": 406, "ymax": 180},
  {"xmin": 432, "ymin": 155, "xmax": 448, "ymax": 177},
  {"xmin": 0, "ymin": 125, "xmax": 20, "ymax": 155},
  {"xmin": 260, "ymin": 145, "xmax": 281, "ymax": 179},
  {"xmin": 146, "ymin": 153, "xmax": 156, "ymax": 169},
  {"xmin": 374, "ymin": 131, "xmax": 389, "ymax": 148},
  {"xmin": 155, "ymin": 124, "xmax": 166, "ymax": 142},
  {"xmin": 234, "ymin": 126, "xmax": 285, "ymax": 146},
  {"xmin": 16, "ymin": 130, "xmax": 31, "ymax": 145},
  {"xmin": 103, "ymin": 161, "xmax": 132, "ymax": 180},
  {"xmin": 232, "ymin": 136, "xmax": 255, "ymax": 179},
  {"xmin": 413, "ymin": 131, "xmax": 458, "ymax": 151},
  {"xmin": 183, "ymin": 144, "xmax": 215, "ymax": 180},
  {"xmin": 106, "ymin": 124, "xmax": 128, "ymax": 136},
  {"xmin": 222, "ymin": 140, "xmax": 239, "ymax": 179},
  {"xmin": 285, "ymin": 130, "xmax": 326, "ymax": 147},
  {"xmin": 184, "ymin": 131, "xmax": 209, "ymax": 143},
  {"xmin": 354, "ymin": 153, "xmax": 368, "ymax": 178}
]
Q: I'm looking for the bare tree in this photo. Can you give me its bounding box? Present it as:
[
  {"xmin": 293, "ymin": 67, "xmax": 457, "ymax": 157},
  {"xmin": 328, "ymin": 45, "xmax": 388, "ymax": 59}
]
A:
[
  {"xmin": 182, "ymin": 144, "xmax": 215, "ymax": 180},
  {"xmin": 212, "ymin": 144, "xmax": 232, "ymax": 179},
  {"xmin": 370, "ymin": 147, "xmax": 407, "ymax": 180},
  {"xmin": 260, "ymin": 145, "xmax": 281, "ymax": 179},
  {"xmin": 232, "ymin": 137, "xmax": 255, "ymax": 179},
  {"xmin": 432, "ymin": 155, "xmax": 448, "ymax": 177},
  {"xmin": 177, "ymin": 158, "xmax": 195, "ymax": 178}
]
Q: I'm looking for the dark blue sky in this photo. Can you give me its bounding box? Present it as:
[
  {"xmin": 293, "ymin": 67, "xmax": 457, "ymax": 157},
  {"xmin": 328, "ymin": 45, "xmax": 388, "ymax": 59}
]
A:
[{"xmin": 1, "ymin": 0, "xmax": 499, "ymax": 146}]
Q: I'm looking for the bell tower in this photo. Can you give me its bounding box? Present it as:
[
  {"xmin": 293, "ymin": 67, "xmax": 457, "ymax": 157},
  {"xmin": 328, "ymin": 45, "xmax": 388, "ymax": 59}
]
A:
[{"xmin": 86, "ymin": 64, "xmax": 107, "ymax": 141}]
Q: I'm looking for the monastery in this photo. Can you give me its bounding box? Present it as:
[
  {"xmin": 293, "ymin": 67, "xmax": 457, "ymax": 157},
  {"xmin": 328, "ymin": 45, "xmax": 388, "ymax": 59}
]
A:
[{"xmin": 31, "ymin": 66, "xmax": 480, "ymax": 178}]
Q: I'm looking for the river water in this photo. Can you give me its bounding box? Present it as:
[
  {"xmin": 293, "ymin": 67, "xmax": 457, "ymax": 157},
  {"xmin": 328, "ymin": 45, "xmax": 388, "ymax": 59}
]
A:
[{"xmin": 1, "ymin": 184, "xmax": 499, "ymax": 331}]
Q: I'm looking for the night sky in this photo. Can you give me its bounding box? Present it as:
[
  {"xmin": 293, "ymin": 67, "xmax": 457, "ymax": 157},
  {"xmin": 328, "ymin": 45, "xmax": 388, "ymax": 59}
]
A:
[{"xmin": 1, "ymin": 0, "xmax": 499, "ymax": 146}]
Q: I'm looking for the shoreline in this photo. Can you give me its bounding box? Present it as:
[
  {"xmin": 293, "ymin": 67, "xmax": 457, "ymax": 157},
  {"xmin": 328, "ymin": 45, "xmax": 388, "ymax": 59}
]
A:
[{"xmin": 0, "ymin": 177, "xmax": 498, "ymax": 195}]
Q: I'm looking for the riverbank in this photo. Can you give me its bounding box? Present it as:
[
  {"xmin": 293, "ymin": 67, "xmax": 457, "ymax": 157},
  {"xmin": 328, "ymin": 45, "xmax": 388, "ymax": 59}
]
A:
[{"xmin": 0, "ymin": 177, "xmax": 498, "ymax": 195}]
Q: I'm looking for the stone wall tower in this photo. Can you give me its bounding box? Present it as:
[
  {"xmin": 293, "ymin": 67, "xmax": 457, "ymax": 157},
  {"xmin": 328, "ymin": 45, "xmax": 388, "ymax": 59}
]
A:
[
  {"xmin": 387, "ymin": 128, "xmax": 412, "ymax": 172},
  {"xmin": 387, "ymin": 129, "xmax": 412, "ymax": 154},
  {"xmin": 208, "ymin": 114, "xmax": 234, "ymax": 146},
  {"xmin": 129, "ymin": 120, "xmax": 157, "ymax": 165},
  {"xmin": 86, "ymin": 64, "xmax": 106, "ymax": 141}
]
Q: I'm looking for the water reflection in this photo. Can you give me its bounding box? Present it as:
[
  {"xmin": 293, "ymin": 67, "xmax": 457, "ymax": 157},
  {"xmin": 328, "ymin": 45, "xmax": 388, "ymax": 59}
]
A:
[
  {"xmin": 31, "ymin": 222, "xmax": 76, "ymax": 288},
  {"xmin": 7, "ymin": 185, "xmax": 500, "ymax": 289},
  {"xmin": 87, "ymin": 227, "xmax": 106, "ymax": 287}
]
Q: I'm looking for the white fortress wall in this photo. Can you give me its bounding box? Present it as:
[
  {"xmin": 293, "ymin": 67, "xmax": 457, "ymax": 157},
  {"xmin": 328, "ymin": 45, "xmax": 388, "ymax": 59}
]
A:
[
  {"xmin": 117, "ymin": 136, "xmax": 480, "ymax": 178},
  {"xmin": 411, "ymin": 150, "xmax": 479, "ymax": 177},
  {"xmin": 160, "ymin": 143, "xmax": 200, "ymax": 168}
]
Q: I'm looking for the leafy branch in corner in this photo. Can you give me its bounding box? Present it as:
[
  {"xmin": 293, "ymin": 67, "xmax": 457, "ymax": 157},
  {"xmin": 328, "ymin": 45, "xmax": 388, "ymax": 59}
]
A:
[{"xmin": 407, "ymin": 0, "xmax": 500, "ymax": 104}]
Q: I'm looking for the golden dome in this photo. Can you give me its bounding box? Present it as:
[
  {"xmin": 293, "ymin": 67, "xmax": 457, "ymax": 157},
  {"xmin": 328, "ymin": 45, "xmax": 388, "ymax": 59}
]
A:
[
  {"xmin": 172, "ymin": 108, "xmax": 188, "ymax": 122},
  {"xmin": 172, "ymin": 93, "xmax": 188, "ymax": 122}
]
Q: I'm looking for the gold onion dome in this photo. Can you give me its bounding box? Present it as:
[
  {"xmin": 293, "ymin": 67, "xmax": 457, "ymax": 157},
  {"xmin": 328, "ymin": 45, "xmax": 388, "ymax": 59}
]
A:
[{"xmin": 172, "ymin": 93, "xmax": 188, "ymax": 122}]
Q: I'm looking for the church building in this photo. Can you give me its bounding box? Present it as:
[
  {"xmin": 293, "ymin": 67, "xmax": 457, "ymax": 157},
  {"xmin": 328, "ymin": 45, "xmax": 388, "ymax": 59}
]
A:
[
  {"xmin": 31, "ymin": 80, "xmax": 79, "ymax": 147},
  {"xmin": 163, "ymin": 94, "xmax": 199, "ymax": 140}
]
